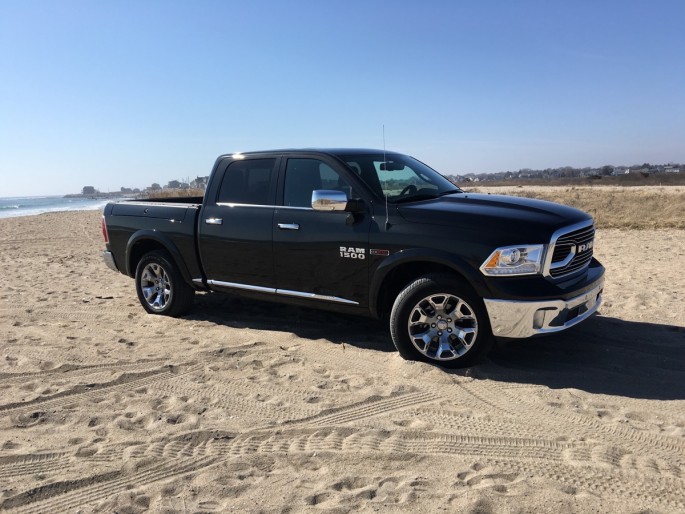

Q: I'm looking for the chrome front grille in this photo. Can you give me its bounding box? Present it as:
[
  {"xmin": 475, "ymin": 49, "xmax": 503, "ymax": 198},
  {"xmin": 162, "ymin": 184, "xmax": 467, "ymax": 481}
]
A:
[{"xmin": 547, "ymin": 222, "xmax": 595, "ymax": 278}]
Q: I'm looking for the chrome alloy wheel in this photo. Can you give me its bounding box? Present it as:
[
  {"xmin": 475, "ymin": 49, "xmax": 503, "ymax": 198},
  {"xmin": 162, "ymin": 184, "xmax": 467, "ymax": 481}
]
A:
[
  {"xmin": 139, "ymin": 262, "xmax": 172, "ymax": 312},
  {"xmin": 407, "ymin": 293, "xmax": 478, "ymax": 361}
]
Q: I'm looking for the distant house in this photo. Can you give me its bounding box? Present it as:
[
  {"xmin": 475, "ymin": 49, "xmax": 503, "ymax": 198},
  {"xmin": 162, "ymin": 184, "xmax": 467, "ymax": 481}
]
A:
[
  {"xmin": 664, "ymin": 166, "xmax": 681, "ymax": 173},
  {"xmin": 190, "ymin": 176, "xmax": 209, "ymax": 189}
]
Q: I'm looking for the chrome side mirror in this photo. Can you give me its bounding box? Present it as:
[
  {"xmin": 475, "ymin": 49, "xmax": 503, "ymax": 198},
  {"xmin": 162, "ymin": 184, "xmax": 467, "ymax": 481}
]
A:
[{"xmin": 311, "ymin": 190, "xmax": 349, "ymax": 211}]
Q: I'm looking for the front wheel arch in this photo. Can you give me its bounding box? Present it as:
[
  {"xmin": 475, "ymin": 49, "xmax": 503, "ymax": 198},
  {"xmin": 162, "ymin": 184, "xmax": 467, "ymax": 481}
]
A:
[{"xmin": 370, "ymin": 250, "xmax": 491, "ymax": 320}]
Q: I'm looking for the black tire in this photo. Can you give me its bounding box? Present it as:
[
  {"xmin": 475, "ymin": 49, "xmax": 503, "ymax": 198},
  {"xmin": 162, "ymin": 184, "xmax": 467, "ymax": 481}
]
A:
[
  {"xmin": 389, "ymin": 273, "xmax": 493, "ymax": 368},
  {"xmin": 135, "ymin": 250, "xmax": 194, "ymax": 317}
]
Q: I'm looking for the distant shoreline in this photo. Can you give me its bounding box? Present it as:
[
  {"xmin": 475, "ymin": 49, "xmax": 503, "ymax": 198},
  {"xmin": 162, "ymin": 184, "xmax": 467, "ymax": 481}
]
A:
[
  {"xmin": 0, "ymin": 195, "xmax": 113, "ymax": 220},
  {"xmin": 63, "ymin": 192, "xmax": 130, "ymax": 199}
]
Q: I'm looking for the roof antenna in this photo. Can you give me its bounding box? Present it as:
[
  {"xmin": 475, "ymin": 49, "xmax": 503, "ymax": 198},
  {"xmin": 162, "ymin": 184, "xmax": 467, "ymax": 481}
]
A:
[
  {"xmin": 383, "ymin": 124, "xmax": 391, "ymax": 231},
  {"xmin": 383, "ymin": 124, "xmax": 387, "ymax": 164}
]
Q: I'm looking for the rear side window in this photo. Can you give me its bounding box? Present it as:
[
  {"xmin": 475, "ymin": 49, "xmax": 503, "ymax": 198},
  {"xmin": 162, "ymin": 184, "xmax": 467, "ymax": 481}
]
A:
[{"xmin": 217, "ymin": 158, "xmax": 276, "ymax": 205}]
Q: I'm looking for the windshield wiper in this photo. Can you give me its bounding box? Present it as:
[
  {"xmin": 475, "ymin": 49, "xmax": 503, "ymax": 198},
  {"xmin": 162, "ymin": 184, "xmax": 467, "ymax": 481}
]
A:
[
  {"xmin": 436, "ymin": 189, "xmax": 462, "ymax": 197},
  {"xmin": 394, "ymin": 189, "xmax": 461, "ymax": 204}
]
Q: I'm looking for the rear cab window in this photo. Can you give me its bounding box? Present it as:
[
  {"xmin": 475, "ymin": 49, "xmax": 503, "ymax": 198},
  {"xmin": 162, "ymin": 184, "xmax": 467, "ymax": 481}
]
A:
[{"xmin": 217, "ymin": 158, "xmax": 277, "ymax": 205}]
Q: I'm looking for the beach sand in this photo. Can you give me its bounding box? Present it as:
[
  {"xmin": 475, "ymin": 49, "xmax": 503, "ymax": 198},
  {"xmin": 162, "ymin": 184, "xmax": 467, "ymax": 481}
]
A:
[{"xmin": 0, "ymin": 210, "xmax": 683, "ymax": 513}]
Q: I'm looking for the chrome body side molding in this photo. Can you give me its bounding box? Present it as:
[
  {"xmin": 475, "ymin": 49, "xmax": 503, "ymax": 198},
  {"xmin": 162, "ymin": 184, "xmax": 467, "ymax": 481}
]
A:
[
  {"xmin": 204, "ymin": 279, "xmax": 359, "ymax": 305},
  {"xmin": 207, "ymin": 280, "xmax": 276, "ymax": 294},
  {"xmin": 276, "ymin": 288, "xmax": 359, "ymax": 305}
]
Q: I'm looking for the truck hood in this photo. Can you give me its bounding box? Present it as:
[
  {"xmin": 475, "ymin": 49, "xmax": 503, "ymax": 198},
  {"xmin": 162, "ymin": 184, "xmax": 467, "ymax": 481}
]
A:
[{"xmin": 396, "ymin": 192, "xmax": 591, "ymax": 243}]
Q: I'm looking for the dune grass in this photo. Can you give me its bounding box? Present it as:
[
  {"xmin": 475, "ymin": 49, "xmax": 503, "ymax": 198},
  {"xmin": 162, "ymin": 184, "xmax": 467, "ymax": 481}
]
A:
[
  {"xmin": 145, "ymin": 188, "xmax": 205, "ymax": 198},
  {"xmin": 469, "ymin": 186, "xmax": 685, "ymax": 229}
]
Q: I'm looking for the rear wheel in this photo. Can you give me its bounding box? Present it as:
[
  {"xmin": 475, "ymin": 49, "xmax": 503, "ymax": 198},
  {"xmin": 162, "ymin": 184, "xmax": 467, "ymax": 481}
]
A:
[
  {"xmin": 135, "ymin": 251, "xmax": 194, "ymax": 316},
  {"xmin": 390, "ymin": 273, "xmax": 493, "ymax": 368}
]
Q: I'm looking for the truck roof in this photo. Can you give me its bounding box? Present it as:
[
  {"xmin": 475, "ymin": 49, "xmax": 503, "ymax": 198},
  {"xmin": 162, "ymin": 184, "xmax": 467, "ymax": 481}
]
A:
[{"xmin": 217, "ymin": 148, "xmax": 397, "ymax": 159}]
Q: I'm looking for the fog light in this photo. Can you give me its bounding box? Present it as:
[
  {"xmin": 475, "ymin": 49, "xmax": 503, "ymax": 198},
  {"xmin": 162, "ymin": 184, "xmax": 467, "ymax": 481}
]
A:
[{"xmin": 533, "ymin": 309, "xmax": 546, "ymax": 329}]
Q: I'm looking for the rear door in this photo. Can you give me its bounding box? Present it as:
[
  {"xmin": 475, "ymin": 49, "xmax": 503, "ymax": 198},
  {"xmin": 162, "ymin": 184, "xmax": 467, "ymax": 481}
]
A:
[
  {"xmin": 198, "ymin": 156, "xmax": 279, "ymax": 290},
  {"xmin": 273, "ymin": 155, "xmax": 371, "ymax": 307}
]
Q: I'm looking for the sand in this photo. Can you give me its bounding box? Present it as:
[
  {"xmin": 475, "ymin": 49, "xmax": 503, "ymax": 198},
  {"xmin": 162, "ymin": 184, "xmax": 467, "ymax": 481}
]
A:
[{"xmin": 0, "ymin": 210, "xmax": 683, "ymax": 513}]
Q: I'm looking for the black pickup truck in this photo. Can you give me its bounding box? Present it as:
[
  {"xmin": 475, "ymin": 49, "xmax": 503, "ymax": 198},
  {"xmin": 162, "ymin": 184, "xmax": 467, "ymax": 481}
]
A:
[{"xmin": 102, "ymin": 149, "xmax": 604, "ymax": 367}]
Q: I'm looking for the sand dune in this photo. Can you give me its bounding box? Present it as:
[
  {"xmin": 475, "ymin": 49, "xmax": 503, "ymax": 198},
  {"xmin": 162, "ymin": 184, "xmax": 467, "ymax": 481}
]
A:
[{"xmin": 0, "ymin": 210, "xmax": 683, "ymax": 513}]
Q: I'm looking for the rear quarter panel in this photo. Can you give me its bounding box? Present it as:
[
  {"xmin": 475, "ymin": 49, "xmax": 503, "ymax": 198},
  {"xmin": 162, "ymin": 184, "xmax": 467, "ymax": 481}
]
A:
[{"xmin": 104, "ymin": 201, "xmax": 202, "ymax": 283}]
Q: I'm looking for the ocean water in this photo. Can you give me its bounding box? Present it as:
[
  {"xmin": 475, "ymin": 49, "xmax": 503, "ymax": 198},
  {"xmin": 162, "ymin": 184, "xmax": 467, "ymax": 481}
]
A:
[{"xmin": 0, "ymin": 196, "xmax": 112, "ymax": 219}]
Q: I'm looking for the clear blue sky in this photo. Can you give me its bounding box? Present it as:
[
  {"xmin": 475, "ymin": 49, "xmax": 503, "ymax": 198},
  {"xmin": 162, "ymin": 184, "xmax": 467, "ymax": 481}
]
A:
[{"xmin": 1, "ymin": 0, "xmax": 683, "ymax": 196}]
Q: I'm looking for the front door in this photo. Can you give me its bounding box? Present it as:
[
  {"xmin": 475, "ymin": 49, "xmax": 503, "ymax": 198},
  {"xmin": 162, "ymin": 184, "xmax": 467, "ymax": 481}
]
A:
[{"xmin": 273, "ymin": 157, "xmax": 370, "ymax": 306}]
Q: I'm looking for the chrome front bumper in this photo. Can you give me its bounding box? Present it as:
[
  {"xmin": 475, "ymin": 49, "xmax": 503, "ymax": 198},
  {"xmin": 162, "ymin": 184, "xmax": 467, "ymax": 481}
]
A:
[
  {"xmin": 483, "ymin": 278, "xmax": 604, "ymax": 338},
  {"xmin": 102, "ymin": 250, "xmax": 118, "ymax": 272}
]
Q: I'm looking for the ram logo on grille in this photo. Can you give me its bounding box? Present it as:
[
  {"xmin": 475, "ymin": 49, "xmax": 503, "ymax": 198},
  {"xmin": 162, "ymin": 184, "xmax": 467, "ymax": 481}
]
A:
[
  {"xmin": 548, "ymin": 223, "xmax": 595, "ymax": 278},
  {"xmin": 577, "ymin": 241, "xmax": 593, "ymax": 253}
]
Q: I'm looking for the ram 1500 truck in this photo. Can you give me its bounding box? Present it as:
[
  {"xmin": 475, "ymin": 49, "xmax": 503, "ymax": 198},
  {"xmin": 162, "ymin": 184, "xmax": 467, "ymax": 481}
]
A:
[{"xmin": 102, "ymin": 149, "xmax": 605, "ymax": 367}]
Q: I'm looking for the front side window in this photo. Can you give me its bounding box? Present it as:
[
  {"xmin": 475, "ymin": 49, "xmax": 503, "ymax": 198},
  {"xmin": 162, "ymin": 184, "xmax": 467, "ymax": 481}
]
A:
[
  {"xmin": 283, "ymin": 158, "xmax": 354, "ymax": 208},
  {"xmin": 217, "ymin": 158, "xmax": 276, "ymax": 205},
  {"xmin": 336, "ymin": 153, "xmax": 460, "ymax": 203}
]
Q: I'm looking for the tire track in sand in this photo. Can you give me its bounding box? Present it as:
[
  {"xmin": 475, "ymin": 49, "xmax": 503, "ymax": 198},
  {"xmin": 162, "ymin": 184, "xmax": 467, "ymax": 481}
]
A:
[
  {"xmin": 288, "ymin": 391, "xmax": 436, "ymax": 427},
  {"xmin": 0, "ymin": 452, "xmax": 70, "ymax": 480},
  {"xmin": 459, "ymin": 378, "xmax": 685, "ymax": 463},
  {"xmin": 2, "ymin": 456, "xmax": 219, "ymax": 514},
  {"xmin": 0, "ymin": 359, "xmax": 170, "ymax": 382},
  {"xmin": 0, "ymin": 306, "xmax": 130, "ymax": 322},
  {"xmin": 0, "ymin": 365, "xmax": 201, "ymax": 417},
  {"xmin": 203, "ymin": 425, "xmax": 685, "ymax": 510}
]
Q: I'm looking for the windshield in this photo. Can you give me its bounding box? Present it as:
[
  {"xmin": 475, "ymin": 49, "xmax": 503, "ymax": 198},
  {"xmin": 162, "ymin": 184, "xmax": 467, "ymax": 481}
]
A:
[{"xmin": 335, "ymin": 152, "xmax": 461, "ymax": 203}]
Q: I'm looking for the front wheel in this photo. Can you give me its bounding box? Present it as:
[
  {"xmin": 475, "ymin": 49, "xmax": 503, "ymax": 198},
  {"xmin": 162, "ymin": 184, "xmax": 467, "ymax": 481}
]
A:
[
  {"xmin": 389, "ymin": 273, "xmax": 493, "ymax": 368},
  {"xmin": 135, "ymin": 250, "xmax": 194, "ymax": 316}
]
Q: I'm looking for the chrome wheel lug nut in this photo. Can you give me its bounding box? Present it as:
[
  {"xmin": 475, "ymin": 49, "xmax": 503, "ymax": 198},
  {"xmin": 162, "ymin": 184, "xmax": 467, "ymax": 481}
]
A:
[
  {"xmin": 431, "ymin": 323, "xmax": 436, "ymax": 328},
  {"xmin": 448, "ymin": 328, "xmax": 452, "ymax": 333},
  {"xmin": 438, "ymin": 331, "xmax": 443, "ymax": 336}
]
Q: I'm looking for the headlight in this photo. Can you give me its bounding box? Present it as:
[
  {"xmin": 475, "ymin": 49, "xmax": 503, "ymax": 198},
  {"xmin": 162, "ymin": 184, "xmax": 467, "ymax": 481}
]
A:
[{"xmin": 480, "ymin": 244, "xmax": 544, "ymax": 276}]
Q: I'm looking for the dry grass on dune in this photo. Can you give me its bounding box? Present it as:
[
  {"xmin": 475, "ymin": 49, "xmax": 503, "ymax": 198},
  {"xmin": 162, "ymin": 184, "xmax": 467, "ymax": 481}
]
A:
[
  {"xmin": 145, "ymin": 188, "xmax": 206, "ymax": 198},
  {"xmin": 468, "ymin": 186, "xmax": 685, "ymax": 230}
]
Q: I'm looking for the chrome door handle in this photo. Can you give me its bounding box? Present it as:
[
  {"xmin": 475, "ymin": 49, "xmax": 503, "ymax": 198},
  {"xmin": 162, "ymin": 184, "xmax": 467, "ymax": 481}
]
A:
[
  {"xmin": 277, "ymin": 223, "xmax": 299, "ymax": 230},
  {"xmin": 205, "ymin": 218, "xmax": 223, "ymax": 225}
]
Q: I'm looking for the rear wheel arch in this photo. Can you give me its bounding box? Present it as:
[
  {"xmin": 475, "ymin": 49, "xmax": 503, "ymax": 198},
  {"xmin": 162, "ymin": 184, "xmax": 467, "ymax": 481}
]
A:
[
  {"xmin": 126, "ymin": 232, "xmax": 192, "ymax": 285},
  {"xmin": 128, "ymin": 239, "xmax": 166, "ymax": 277}
]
